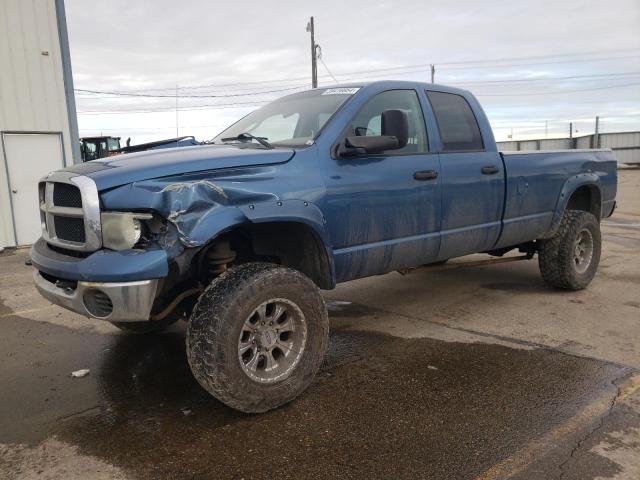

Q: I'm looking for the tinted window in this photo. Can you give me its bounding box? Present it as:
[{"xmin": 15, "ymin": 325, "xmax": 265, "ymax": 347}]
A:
[
  {"xmin": 427, "ymin": 91, "xmax": 483, "ymax": 151},
  {"xmin": 349, "ymin": 90, "xmax": 428, "ymax": 154}
]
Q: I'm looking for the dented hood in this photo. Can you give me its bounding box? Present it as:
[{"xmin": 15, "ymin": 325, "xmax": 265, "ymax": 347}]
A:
[{"xmin": 62, "ymin": 144, "xmax": 295, "ymax": 190}]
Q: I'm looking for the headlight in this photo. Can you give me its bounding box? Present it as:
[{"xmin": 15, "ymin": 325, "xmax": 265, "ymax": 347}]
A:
[{"xmin": 101, "ymin": 212, "xmax": 152, "ymax": 251}]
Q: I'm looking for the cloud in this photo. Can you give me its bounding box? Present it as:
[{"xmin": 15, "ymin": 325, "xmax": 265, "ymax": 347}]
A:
[{"xmin": 66, "ymin": 0, "xmax": 640, "ymax": 143}]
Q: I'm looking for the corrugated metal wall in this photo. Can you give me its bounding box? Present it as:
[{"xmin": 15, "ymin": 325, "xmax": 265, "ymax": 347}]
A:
[
  {"xmin": 0, "ymin": 0, "xmax": 78, "ymax": 248},
  {"xmin": 600, "ymin": 132, "xmax": 640, "ymax": 149},
  {"xmin": 498, "ymin": 141, "xmax": 518, "ymax": 151},
  {"xmin": 614, "ymin": 149, "xmax": 640, "ymax": 164},
  {"xmin": 539, "ymin": 138, "xmax": 571, "ymax": 150},
  {"xmin": 518, "ymin": 140, "xmax": 538, "ymax": 151},
  {"xmin": 576, "ymin": 136, "xmax": 592, "ymax": 149},
  {"xmin": 497, "ymin": 131, "xmax": 640, "ymax": 164}
]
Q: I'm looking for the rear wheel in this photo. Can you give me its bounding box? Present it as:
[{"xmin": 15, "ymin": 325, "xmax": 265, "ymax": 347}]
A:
[
  {"xmin": 186, "ymin": 262, "xmax": 328, "ymax": 413},
  {"xmin": 538, "ymin": 210, "xmax": 601, "ymax": 290}
]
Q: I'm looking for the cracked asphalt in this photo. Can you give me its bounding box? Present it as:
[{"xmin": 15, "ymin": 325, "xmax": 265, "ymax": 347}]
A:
[{"xmin": 1, "ymin": 168, "xmax": 639, "ymax": 480}]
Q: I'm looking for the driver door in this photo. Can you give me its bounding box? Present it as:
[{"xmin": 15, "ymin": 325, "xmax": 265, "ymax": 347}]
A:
[{"xmin": 322, "ymin": 89, "xmax": 442, "ymax": 282}]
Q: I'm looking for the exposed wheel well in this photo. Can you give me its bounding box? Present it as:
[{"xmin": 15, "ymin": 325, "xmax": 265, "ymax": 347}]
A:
[
  {"xmin": 196, "ymin": 222, "xmax": 334, "ymax": 290},
  {"xmin": 566, "ymin": 185, "xmax": 601, "ymax": 221}
]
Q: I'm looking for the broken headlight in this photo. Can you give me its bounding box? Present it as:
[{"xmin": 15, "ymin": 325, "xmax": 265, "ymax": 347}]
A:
[{"xmin": 101, "ymin": 212, "xmax": 153, "ymax": 251}]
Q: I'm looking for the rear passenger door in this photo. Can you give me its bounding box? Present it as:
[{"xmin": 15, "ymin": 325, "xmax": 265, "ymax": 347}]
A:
[{"xmin": 426, "ymin": 90, "xmax": 504, "ymax": 260}]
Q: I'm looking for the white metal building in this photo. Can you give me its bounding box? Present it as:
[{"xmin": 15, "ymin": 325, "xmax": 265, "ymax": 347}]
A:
[{"xmin": 0, "ymin": 0, "xmax": 80, "ymax": 249}]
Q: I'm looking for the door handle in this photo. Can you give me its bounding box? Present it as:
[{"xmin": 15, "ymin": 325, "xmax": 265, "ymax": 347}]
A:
[
  {"xmin": 414, "ymin": 170, "xmax": 438, "ymax": 181},
  {"xmin": 481, "ymin": 166, "xmax": 499, "ymax": 174}
]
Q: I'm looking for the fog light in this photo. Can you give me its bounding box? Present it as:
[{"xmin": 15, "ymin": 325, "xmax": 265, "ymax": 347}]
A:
[{"xmin": 83, "ymin": 289, "xmax": 113, "ymax": 318}]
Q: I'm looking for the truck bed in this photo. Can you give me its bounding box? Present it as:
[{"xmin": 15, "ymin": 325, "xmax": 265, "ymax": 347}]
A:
[{"xmin": 495, "ymin": 148, "xmax": 617, "ymax": 249}]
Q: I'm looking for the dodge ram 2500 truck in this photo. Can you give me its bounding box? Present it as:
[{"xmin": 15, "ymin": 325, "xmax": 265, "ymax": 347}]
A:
[{"xmin": 31, "ymin": 81, "xmax": 617, "ymax": 412}]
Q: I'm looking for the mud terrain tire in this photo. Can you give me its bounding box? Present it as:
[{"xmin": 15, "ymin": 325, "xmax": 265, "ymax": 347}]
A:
[
  {"xmin": 538, "ymin": 210, "xmax": 601, "ymax": 290},
  {"xmin": 186, "ymin": 262, "xmax": 328, "ymax": 413}
]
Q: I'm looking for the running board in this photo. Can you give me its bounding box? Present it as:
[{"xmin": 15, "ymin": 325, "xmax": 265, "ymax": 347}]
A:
[{"xmin": 397, "ymin": 254, "xmax": 534, "ymax": 275}]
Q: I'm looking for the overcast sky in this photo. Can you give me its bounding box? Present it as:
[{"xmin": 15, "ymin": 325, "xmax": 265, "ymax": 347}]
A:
[{"xmin": 65, "ymin": 0, "xmax": 640, "ymax": 144}]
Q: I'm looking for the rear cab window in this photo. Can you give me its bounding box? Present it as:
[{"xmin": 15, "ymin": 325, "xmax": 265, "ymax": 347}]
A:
[{"xmin": 426, "ymin": 91, "xmax": 484, "ymax": 152}]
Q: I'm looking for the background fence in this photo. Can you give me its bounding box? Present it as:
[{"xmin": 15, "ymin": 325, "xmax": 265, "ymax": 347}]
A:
[{"xmin": 497, "ymin": 131, "xmax": 640, "ymax": 165}]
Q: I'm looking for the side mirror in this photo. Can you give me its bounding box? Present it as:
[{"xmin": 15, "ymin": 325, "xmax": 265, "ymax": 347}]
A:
[
  {"xmin": 381, "ymin": 109, "xmax": 409, "ymax": 148},
  {"xmin": 340, "ymin": 135, "xmax": 399, "ymax": 156},
  {"xmin": 337, "ymin": 109, "xmax": 409, "ymax": 157}
]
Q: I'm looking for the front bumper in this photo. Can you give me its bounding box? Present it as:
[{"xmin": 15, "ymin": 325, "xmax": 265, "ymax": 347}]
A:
[
  {"xmin": 30, "ymin": 238, "xmax": 168, "ymax": 282},
  {"xmin": 34, "ymin": 270, "xmax": 159, "ymax": 322}
]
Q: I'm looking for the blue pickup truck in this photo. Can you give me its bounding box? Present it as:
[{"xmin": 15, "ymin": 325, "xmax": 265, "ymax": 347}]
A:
[{"xmin": 31, "ymin": 81, "xmax": 617, "ymax": 412}]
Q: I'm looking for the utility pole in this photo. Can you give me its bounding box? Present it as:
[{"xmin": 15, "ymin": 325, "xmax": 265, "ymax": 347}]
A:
[
  {"xmin": 175, "ymin": 84, "xmax": 179, "ymax": 143},
  {"xmin": 544, "ymin": 120, "xmax": 548, "ymax": 139},
  {"xmin": 430, "ymin": 64, "xmax": 435, "ymax": 83},
  {"xmin": 306, "ymin": 17, "xmax": 318, "ymax": 88},
  {"xmin": 569, "ymin": 122, "xmax": 573, "ymax": 148},
  {"xmin": 594, "ymin": 116, "xmax": 600, "ymax": 148}
]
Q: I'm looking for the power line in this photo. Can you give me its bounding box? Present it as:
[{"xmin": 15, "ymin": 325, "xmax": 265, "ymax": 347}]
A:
[
  {"xmin": 313, "ymin": 62, "xmax": 640, "ymax": 85},
  {"xmin": 74, "ymin": 84, "xmax": 307, "ymax": 98},
  {"xmin": 475, "ymin": 81, "xmax": 640, "ymax": 96},
  {"xmin": 74, "ymin": 48, "xmax": 640, "ymax": 94},
  {"xmin": 450, "ymin": 71, "xmax": 640, "ymax": 86},
  {"xmin": 440, "ymin": 54, "xmax": 640, "ymax": 71},
  {"xmin": 317, "ymin": 53, "xmax": 339, "ymax": 84},
  {"xmin": 77, "ymin": 100, "xmax": 271, "ymax": 115},
  {"xmin": 436, "ymin": 48, "xmax": 640, "ymax": 65},
  {"xmin": 76, "ymin": 71, "xmax": 640, "ymax": 108},
  {"xmin": 76, "ymin": 79, "xmax": 640, "ymax": 115}
]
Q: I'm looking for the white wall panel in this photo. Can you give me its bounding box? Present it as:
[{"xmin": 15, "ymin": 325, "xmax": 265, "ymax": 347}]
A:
[
  {"xmin": 540, "ymin": 138, "xmax": 571, "ymax": 150},
  {"xmin": 0, "ymin": 0, "xmax": 77, "ymax": 247},
  {"xmin": 497, "ymin": 141, "xmax": 518, "ymax": 151}
]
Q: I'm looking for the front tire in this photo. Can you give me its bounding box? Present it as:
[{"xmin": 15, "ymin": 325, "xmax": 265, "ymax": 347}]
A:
[
  {"xmin": 538, "ymin": 210, "xmax": 601, "ymax": 290},
  {"xmin": 186, "ymin": 262, "xmax": 328, "ymax": 413}
]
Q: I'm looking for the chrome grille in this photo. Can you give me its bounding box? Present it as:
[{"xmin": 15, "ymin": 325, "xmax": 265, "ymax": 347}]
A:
[
  {"xmin": 40, "ymin": 172, "xmax": 102, "ymax": 252},
  {"xmin": 53, "ymin": 216, "xmax": 86, "ymax": 243},
  {"xmin": 53, "ymin": 183, "xmax": 83, "ymax": 208}
]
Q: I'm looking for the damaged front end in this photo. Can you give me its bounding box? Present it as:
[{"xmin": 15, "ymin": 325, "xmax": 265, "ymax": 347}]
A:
[
  {"xmin": 87, "ymin": 168, "xmax": 283, "ymax": 323},
  {"xmin": 32, "ymin": 148, "xmax": 332, "ymax": 324}
]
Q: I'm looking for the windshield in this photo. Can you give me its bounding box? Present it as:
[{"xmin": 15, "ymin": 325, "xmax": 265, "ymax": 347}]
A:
[{"xmin": 212, "ymin": 87, "xmax": 359, "ymax": 147}]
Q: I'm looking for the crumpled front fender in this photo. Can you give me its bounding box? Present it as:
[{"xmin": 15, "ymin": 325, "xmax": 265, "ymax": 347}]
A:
[{"xmin": 100, "ymin": 174, "xmax": 333, "ymax": 273}]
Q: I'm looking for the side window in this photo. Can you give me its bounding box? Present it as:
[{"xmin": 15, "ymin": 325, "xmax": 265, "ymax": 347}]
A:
[
  {"xmin": 349, "ymin": 90, "xmax": 428, "ymax": 154},
  {"xmin": 84, "ymin": 143, "xmax": 97, "ymax": 160},
  {"xmin": 427, "ymin": 91, "xmax": 483, "ymax": 152}
]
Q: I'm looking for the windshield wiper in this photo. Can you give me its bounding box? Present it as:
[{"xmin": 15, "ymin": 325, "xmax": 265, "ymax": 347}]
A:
[{"xmin": 220, "ymin": 132, "xmax": 273, "ymax": 149}]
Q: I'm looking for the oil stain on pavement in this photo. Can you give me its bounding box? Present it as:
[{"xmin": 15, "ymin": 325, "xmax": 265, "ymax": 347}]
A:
[{"xmin": 0, "ymin": 311, "xmax": 631, "ymax": 480}]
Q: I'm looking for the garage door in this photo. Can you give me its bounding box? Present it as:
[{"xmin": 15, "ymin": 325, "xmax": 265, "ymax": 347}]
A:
[{"xmin": 3, "ymin": 133, "xmax": 65, "ymax": 245}]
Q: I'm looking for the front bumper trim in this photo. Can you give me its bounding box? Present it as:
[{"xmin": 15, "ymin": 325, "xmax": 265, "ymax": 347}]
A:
[{"xmin": 34, "ymin": 270, "xmax": 159, "ymax": 322}]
